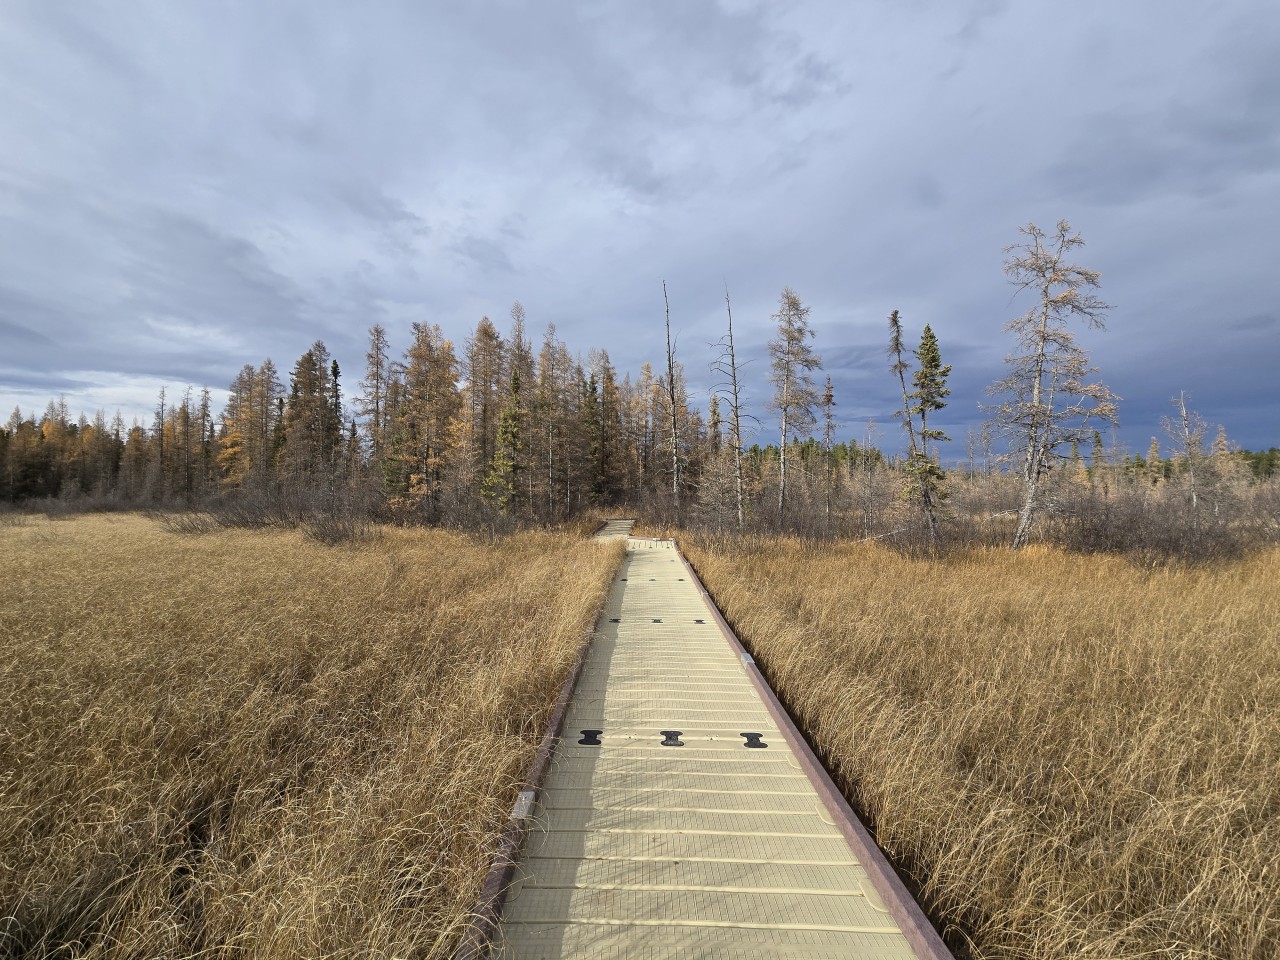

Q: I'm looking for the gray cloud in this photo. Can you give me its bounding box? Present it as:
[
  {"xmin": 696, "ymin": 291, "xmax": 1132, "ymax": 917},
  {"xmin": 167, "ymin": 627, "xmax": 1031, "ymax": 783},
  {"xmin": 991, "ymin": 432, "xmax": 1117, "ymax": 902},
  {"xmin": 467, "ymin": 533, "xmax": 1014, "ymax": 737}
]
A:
[
  {"xmin": 1229, "ymin": 314, "xmax": 1276, "ymax": 333},
  {"xmin": 0, "ymin": 0, "xmax": 1276, "ymax": 453},
  {"xmin": 0, "ymin": 303, "xmax": 57, "ymax": 348}
]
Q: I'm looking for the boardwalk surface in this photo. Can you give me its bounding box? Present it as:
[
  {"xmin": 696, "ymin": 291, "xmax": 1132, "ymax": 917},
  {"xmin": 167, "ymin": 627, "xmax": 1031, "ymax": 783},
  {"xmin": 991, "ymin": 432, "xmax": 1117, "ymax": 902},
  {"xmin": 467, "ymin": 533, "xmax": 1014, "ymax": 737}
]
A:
[{"xmin": 492, "ymin": 529, "xmax": 934, "ymax": 959}]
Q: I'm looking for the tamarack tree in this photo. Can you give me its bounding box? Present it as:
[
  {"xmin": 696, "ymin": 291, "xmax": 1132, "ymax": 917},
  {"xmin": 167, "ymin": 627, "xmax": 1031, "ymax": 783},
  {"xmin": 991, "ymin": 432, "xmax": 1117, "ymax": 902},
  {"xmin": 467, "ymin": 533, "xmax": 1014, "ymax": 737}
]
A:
[
  {"xmin": 989, "ymin": 220, "xmax": 1119, "ymax": 549},
  {"xmin": 768, "ymin": 287, "xmax": 821, "ymax": 522}
]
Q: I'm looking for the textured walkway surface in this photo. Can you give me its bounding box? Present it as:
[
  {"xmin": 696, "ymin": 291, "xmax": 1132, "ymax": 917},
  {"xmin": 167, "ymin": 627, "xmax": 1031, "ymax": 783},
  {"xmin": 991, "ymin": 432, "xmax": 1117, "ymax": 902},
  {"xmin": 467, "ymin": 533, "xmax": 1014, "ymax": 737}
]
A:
[{"xmin": 492, "ymin": 535, "xmax": 931, "ymax": 959}]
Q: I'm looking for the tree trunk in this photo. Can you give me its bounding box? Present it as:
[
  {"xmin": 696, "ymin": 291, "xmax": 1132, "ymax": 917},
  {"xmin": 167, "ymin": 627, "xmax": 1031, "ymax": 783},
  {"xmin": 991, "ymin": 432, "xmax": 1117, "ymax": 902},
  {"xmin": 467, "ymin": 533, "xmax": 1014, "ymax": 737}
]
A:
[
  {"xmin": 1013, "ymin": 438, "xmax": 1046, "ymax": 549},
  {"xmin": 724, "ymin": 291, "xmax": 745, "ymax": 533},
  {"xmin": 663, "ymin": 281, "xmax": 680, "ymax": 520},
  {"xmin": 778, "ymin": 406, "xmax": 788, "ymax": 520},
  {"xmin": 1012, "ymin": 288, "xmax": 1054, "ymax": 549},
  {"xmin": 921, "ymin": 481, "xmax": 938, "ymax": 545},
  {"xmin": 1013, "ymin": 474, "xmax": 1039, "ymax": 549}
]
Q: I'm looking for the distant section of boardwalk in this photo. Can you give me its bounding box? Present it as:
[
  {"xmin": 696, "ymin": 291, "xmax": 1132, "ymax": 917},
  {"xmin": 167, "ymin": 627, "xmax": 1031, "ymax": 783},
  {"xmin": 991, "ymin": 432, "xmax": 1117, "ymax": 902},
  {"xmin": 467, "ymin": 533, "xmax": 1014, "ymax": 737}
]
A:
[
  {"xmin": 593, "ymin": 519, "xmax": 636, "ymax": 540},
  {"xmin": 492, "ymin": 530, "xmax": 948, "ymax": 959}
]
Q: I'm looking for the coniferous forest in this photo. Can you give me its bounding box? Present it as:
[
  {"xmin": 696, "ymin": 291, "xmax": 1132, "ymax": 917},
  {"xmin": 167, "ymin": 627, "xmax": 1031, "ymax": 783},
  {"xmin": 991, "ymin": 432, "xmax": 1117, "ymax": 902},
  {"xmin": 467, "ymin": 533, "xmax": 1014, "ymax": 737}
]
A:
[{"xmin": 3, "ymin": 224, "xmax": 1278, "ymax": 559}]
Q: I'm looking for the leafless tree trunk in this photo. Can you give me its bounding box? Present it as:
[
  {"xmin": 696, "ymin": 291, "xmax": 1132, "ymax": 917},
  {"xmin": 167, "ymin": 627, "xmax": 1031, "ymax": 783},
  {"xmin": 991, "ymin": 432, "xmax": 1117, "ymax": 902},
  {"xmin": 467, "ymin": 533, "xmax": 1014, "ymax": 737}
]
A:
[
  {"xmin": 821, "ymin": 376, "xmax": 835, "ymax": 538},
  {"xmin": 716, "ymin": 287, "xmax": 748, "ymax": 532},
  {"xmin": 1163, "ymin": 391, "xmax": 1210, "ymax": 543},
  {"xmin": 663, "ymin": 281, "xmax": 681, "ymax": 519},
  {"xmin": 1170, "ymin": 391, "xmax": 1203, "ymax": 514}
]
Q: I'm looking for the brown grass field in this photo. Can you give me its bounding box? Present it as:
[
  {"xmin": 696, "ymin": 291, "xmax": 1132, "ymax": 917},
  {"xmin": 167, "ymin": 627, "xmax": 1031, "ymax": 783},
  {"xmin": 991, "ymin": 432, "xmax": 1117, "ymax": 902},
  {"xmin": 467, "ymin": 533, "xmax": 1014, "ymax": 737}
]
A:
[
  {"xmin": 683, "ymin": 536, "xmax": 1280, "ymax": 959},
  {"xmin": 5, "ymin": 514, "xmax": 1277, "ymax": 959},
  {"xmin": 0, "ymin": 514, "xmax": 622, "ymax": 959}
]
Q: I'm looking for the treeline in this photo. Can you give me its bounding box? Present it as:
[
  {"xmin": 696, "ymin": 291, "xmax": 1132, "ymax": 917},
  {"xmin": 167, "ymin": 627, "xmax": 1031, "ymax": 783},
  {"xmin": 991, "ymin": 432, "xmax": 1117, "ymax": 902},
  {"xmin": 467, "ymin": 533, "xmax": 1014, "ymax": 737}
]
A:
[
  {"xmin": 3, "ymin": 221, "xmax": 1277, "ymax": 558},
  {"xmin": 1, "ymin": 306, "xmax": 717, "ymax": 528},
  {"xmin": 3, "ymin": 308, "xmax": 1274, "ymax": 559}
]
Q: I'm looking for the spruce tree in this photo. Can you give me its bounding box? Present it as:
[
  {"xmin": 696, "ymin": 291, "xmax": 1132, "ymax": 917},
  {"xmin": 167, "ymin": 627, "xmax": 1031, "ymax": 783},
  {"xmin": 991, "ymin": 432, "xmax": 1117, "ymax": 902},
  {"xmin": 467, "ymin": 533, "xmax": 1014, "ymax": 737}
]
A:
[
  {"xmin": 890, "ymin": 314, "xmax": 950, "ymax": 546},
  {"xmin": 909, "ymin": 324, "xmax": 951, "ymax": 544},
  {"xmin": 910, "ymin": 325, "xmax": 951, "ymax": 456},
  {"xmin": 484, "ymin": 368, "xmax": 524, "ymax": 512}
]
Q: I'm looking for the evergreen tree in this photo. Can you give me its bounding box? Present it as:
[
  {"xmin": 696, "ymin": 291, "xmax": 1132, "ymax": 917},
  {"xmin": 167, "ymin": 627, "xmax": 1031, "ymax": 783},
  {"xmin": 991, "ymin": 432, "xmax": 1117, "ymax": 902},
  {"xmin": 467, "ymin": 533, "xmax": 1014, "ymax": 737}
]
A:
[
  {"xmin": 908, "ymin": 324, "xmax": 952, "ymax": 542},
  {"xmin": 1146, "ymin": 437, "xmax": 1163, "ymax": 483},
  {"xmin": 279, "ymin": 342, "xmax": 342, "ymax": 487},
  {"xmin": 535, "ymin": 324, "xmax": 575, "ymax": 519},
  {"xmin": 818, "ymin": 378, "xmax": 835, "ymax": 535},
  {"xmin": 484, "ymin": 368, "xmax": 524, "ymax": 512},
  {"xmin": 506, "ymin": 302, "xmax": 536, "ymax": 511},
  {"xmin": 911, "ymin": 325, "xmax": 951, "ymax": 454},
  {"xmin": 592, "ymin": 350, "xmax": 626, "ymax": 504},
  {"xmin": 889, "ymin": 315, "xmax": 952, "ymax": 545}
]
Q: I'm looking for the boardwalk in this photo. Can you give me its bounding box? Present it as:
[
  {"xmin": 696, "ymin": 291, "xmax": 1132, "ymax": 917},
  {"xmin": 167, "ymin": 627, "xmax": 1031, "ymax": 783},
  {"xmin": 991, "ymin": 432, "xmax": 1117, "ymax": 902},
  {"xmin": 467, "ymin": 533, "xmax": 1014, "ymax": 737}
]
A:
[{"xmin": 489, "ymin": 531, "xmax": 948, "ymax": 959}]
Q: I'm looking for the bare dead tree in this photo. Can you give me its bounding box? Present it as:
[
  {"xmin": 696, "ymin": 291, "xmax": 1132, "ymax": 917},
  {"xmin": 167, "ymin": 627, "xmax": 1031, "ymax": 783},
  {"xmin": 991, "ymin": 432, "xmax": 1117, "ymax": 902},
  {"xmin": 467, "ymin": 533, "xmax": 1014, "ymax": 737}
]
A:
[
  {"xmin": 821, "ymin": 376, "xmax": 836, "ymax": 537},
  {"xmin": 1161, "ymin": 390, "xmax": 1215, "ymax": 552},
  {"xmin": 713, "ymin": 286, "xmax": 750, "ymax": 532},
  {"xmin": 988, "ymin": 220, "xmax": 1119, "ymax": 549},
  {"xmin": 888, "ymin": 310, "xmax": 920, "ymax": 462},
  {"xmin": 1164, "ymin": 391, "xmax": 1207, "ymax": 516},
  {"xmin": 663, "ymin": 280, "xmax": 681, "ymax": 519}
]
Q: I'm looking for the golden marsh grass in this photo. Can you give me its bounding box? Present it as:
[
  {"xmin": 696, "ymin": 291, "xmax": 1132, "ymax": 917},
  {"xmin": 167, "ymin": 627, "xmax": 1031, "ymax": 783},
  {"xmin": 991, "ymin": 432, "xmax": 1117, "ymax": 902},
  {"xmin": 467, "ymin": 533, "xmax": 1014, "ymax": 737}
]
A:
[
  {"xmin": 684, "ymin": 537, "xmax": 1280, "ymax": 959},
  {"xmin": 0, "ymin": 514, "xmax": 622, "ymax": 958}
]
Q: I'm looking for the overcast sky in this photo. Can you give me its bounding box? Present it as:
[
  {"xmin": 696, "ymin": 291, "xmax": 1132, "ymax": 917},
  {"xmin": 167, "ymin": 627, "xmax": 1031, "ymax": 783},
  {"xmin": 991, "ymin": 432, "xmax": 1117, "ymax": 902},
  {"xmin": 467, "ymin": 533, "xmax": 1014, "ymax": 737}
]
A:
[{"xmin": 2, "ymin": 0, "xmax": 1277, "ymax": 456}]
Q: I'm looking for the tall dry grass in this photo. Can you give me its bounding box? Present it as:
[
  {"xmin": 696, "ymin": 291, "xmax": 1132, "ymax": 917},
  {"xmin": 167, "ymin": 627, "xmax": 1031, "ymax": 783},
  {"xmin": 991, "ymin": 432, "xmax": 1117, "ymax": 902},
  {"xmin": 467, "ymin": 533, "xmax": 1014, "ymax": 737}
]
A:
[
  {"xmin": 684, "ymin": 535, "xmax": 1279, "ymax": 959},
  {"xmin": 0, "ymin": 514, "xmax": 621, "ymax": 959}
]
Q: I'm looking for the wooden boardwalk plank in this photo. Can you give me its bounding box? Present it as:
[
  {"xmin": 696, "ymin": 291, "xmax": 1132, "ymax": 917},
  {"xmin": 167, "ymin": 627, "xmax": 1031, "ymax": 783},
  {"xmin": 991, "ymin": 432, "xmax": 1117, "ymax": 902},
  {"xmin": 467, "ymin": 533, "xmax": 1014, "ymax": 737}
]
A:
[{"xmin": 488, "ymin": 531, "xmax": 945, "ymax": 959}]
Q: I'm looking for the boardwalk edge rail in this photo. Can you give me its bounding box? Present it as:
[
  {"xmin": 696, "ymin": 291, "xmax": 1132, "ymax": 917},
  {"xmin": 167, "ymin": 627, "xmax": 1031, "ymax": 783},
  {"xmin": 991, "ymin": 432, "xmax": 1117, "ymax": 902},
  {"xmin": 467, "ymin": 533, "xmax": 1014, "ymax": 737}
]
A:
[
  {"xmin": 452, "ymin": 540, "xmax": 618, "ymax": 960},
  {"xmin": 673, "ymin": 540, "xmax": 955, "ymax": 960}
]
